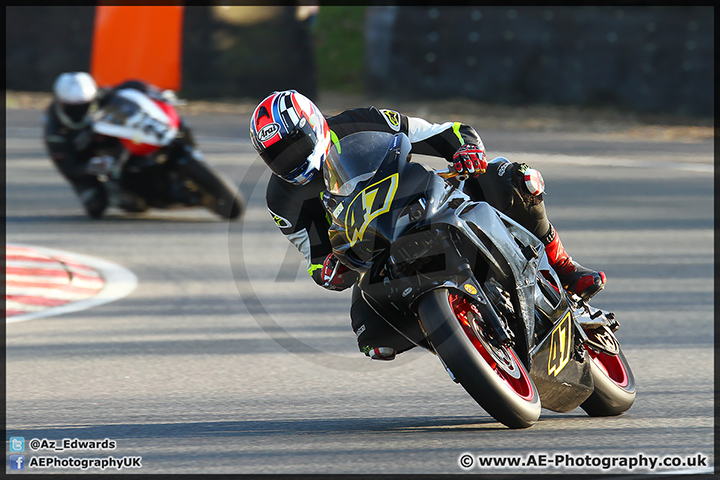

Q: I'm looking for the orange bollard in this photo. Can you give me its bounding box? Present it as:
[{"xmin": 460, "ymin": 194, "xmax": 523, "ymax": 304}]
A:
[{"xmin": 90, "ymin": 6, "xmax": 183, "ymax": 91}]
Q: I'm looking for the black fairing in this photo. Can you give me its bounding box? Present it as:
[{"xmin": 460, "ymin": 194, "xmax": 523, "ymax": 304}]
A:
[
  {"xmin": 322, "ymin": 131, "xmax": 598, "ymax": 415},
  {"xmin": 323, "ymin": 132, "xmax": 440, "ymax": 272}
]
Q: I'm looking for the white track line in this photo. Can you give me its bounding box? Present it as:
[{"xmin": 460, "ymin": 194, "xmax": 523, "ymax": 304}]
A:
[
  {"xmin": 6, "ymin": 244, "xmax": 137, "ymax": 324},
  {"xmin": 7, "ymin": 287, "xmax": 102, "ymax": 300},
  {"xmin": 6, "ymin": 273, "xmax": 72, "ymax": 284}
]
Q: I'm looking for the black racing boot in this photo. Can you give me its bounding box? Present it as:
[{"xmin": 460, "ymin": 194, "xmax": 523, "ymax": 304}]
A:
[{"xmin": 544, "ymin": 225, "xmax": 606, "ymax": 300}]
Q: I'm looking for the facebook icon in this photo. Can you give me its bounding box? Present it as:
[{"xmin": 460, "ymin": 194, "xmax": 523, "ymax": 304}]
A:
[{"xmin": 9, "ymin": 455, "xmax": 24, "ymax": 470}]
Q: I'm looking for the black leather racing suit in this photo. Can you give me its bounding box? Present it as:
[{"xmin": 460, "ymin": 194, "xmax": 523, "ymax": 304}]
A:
[
  {"xmin": 265, "ymin": 106, "xmax": 552, "ymax": 356},
  {"xmin": 43, "ymin": 100, "xmax": 114, "ymax": 218}
]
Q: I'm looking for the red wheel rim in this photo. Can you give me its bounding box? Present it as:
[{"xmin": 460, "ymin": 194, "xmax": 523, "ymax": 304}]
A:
[
  {"xmin": 449, "ymin": 293, "xmax": 535, "ymax": 401},
  {"xmin": 584, "ymin": 346, "xmax": 629, "ymax": 388}
]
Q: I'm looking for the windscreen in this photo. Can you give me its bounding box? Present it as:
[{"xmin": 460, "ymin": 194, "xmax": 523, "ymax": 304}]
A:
[
  {"xmin": 323, "ymin": 131, "xmax": 396, "ymax": 196},
  {"xmin": 94, "ymin": 95, "xmax": 142, "ymax": 127},
  {"xmin": 92, "ymin": 90, "xmax": 176, "ymax": 146}
]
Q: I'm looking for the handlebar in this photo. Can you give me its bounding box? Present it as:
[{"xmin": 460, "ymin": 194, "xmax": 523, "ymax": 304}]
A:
[{"xmin": 435, "ymin": 168, "xmax": 466, "ymax": 181}]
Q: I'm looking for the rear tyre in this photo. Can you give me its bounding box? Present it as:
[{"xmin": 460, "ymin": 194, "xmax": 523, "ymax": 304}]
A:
[
  {"xmin": 183, "ymin": 158, "xmax": 245, "ymax": 220},
  {"xmin": 581, "ymin": 346, "xmax": 636, "ymax": 416},
  {"xmin": 417, "ymin": 289, "xmax": 541, "ymax": 429}
]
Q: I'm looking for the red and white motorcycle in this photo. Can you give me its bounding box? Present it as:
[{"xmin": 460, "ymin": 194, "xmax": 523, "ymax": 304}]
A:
[{"xmin": 89, "ymin": 87, "xmax": 244, "ymax": 219}]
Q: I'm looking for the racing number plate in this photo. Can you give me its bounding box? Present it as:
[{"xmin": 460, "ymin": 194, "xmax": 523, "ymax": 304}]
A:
[
  {"xmin": 547, "ymin": 311, "xmax": 573, "ymax": 376},
  {"xmin": 345, "ymin": 174, "xmax": 398, "ymax": 246}
]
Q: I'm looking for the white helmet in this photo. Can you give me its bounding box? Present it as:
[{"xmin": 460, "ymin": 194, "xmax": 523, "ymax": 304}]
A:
[{"xmin": 52, "ymin": 72, "xmax": 98, "ymax": 128}]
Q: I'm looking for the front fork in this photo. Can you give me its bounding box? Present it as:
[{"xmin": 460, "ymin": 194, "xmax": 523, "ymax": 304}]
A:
[
  {"xmin": 402, "ymin": 230, "xmax": 516, "ymax": 347},
  {"xmin": 360, "ymin": 228, "xmax": 519, "ymax": 352},
  {"xmin": 441, "ymin": 245, "xmax": 516, "ymax": 347}
]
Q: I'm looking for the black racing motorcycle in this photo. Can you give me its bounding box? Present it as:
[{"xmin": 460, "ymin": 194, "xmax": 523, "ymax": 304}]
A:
[
  {"xmin": 89, "ymin": 87, "xmax": 244, "ymax": 220},
  {"xmin": 321, "ymin": 131, "xmax": 635, "ymax": 429}
]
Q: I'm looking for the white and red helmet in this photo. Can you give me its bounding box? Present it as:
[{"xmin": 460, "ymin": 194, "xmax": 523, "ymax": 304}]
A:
[{"xmin": 250, "ymin": 90, "xmax": 331, "ymax": 185}]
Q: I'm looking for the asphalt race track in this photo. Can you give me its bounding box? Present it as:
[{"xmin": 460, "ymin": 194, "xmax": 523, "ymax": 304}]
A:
[{"xmin": 6, "ymin": 107, "xmax": 714, "ymax": 475}]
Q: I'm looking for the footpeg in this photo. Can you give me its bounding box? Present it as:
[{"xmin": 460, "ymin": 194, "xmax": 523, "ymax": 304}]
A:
[{"xmin": 576, "ymin": 304, "xmax": 616, "ymax": 330}]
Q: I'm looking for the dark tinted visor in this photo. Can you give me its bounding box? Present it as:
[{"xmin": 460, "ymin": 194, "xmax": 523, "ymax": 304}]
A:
[
  {"xmin": 283, "ymin": 159, "xmax": 311, "ymax": 180},
  {"xmin": 63, "ymin": 103, "xmax": 91, "ymax": 122},
  {"xmin": 259, "ymin": 125, "xmax": 316, "ymax": 177}
]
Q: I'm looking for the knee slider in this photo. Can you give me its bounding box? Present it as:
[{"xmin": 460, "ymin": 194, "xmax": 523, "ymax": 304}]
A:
[{"xmin": 511, "ymin": 163, "xmax": 545, "ymax": 206}]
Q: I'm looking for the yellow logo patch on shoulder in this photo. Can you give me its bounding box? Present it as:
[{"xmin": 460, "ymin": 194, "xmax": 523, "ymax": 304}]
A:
[
  {"xmin": 268, "ymin": 208, "xmax": 292, "ymax": 229},
  {"xmin": 345, "ymin": 174, "xmax": 399, "ymax": 246},
  {"xmin": 380, "ymin": 109, "xmax": 401, "ymax": 132}
]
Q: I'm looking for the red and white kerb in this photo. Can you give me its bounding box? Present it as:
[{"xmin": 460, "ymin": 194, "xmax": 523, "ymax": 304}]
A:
[{"xmin": 5, "ymin": 245, "xmax": 105, "ymax": 317}]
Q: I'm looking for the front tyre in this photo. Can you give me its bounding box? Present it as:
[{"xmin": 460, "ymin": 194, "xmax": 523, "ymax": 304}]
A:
[
  {"xmin": 183, "ymin": 157, "xmax": 245, "ymax": 220},
  {"xmin": 581, "ymin": 346, "xmax": 636, "ymax": 416},
  {"xmin": 417, "ymin": 289, "xmax": 541, "ymax": 429}
]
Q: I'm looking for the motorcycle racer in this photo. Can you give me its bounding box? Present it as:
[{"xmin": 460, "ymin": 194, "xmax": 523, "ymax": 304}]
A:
[
  {"xmin": 43, "ymin": 72, "xmax": 110, "ymax": 218},
  {"xmin": 43, "ymin": 72, "xmax": 197, "ymax": 218},
  {"xmin": 251, "ymin": 90, "xmax": 606, "ymax": 360}
]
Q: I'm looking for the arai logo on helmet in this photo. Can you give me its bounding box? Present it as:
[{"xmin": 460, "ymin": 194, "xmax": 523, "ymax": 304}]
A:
[{"xmin": 257, "ymin": 123, "xmax": 281, "ymax": 142}]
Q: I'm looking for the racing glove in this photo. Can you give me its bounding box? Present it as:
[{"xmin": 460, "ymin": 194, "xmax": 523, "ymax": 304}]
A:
[
  {"xmin": 451, "ymin": 144, "xmax": 487, "ymax": 177},
  {"xmin": 321, "ymin": 254, "xmax": 358, "ymax": 291}
]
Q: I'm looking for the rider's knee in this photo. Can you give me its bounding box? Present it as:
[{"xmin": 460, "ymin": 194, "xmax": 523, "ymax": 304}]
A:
[
  {"xmin": 78, "ymin": 187, "xmax": 108, "ymax": 219},
  {"xmin": 509, "ymin": 162, "xmax": 545, "ymax": 207}
]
